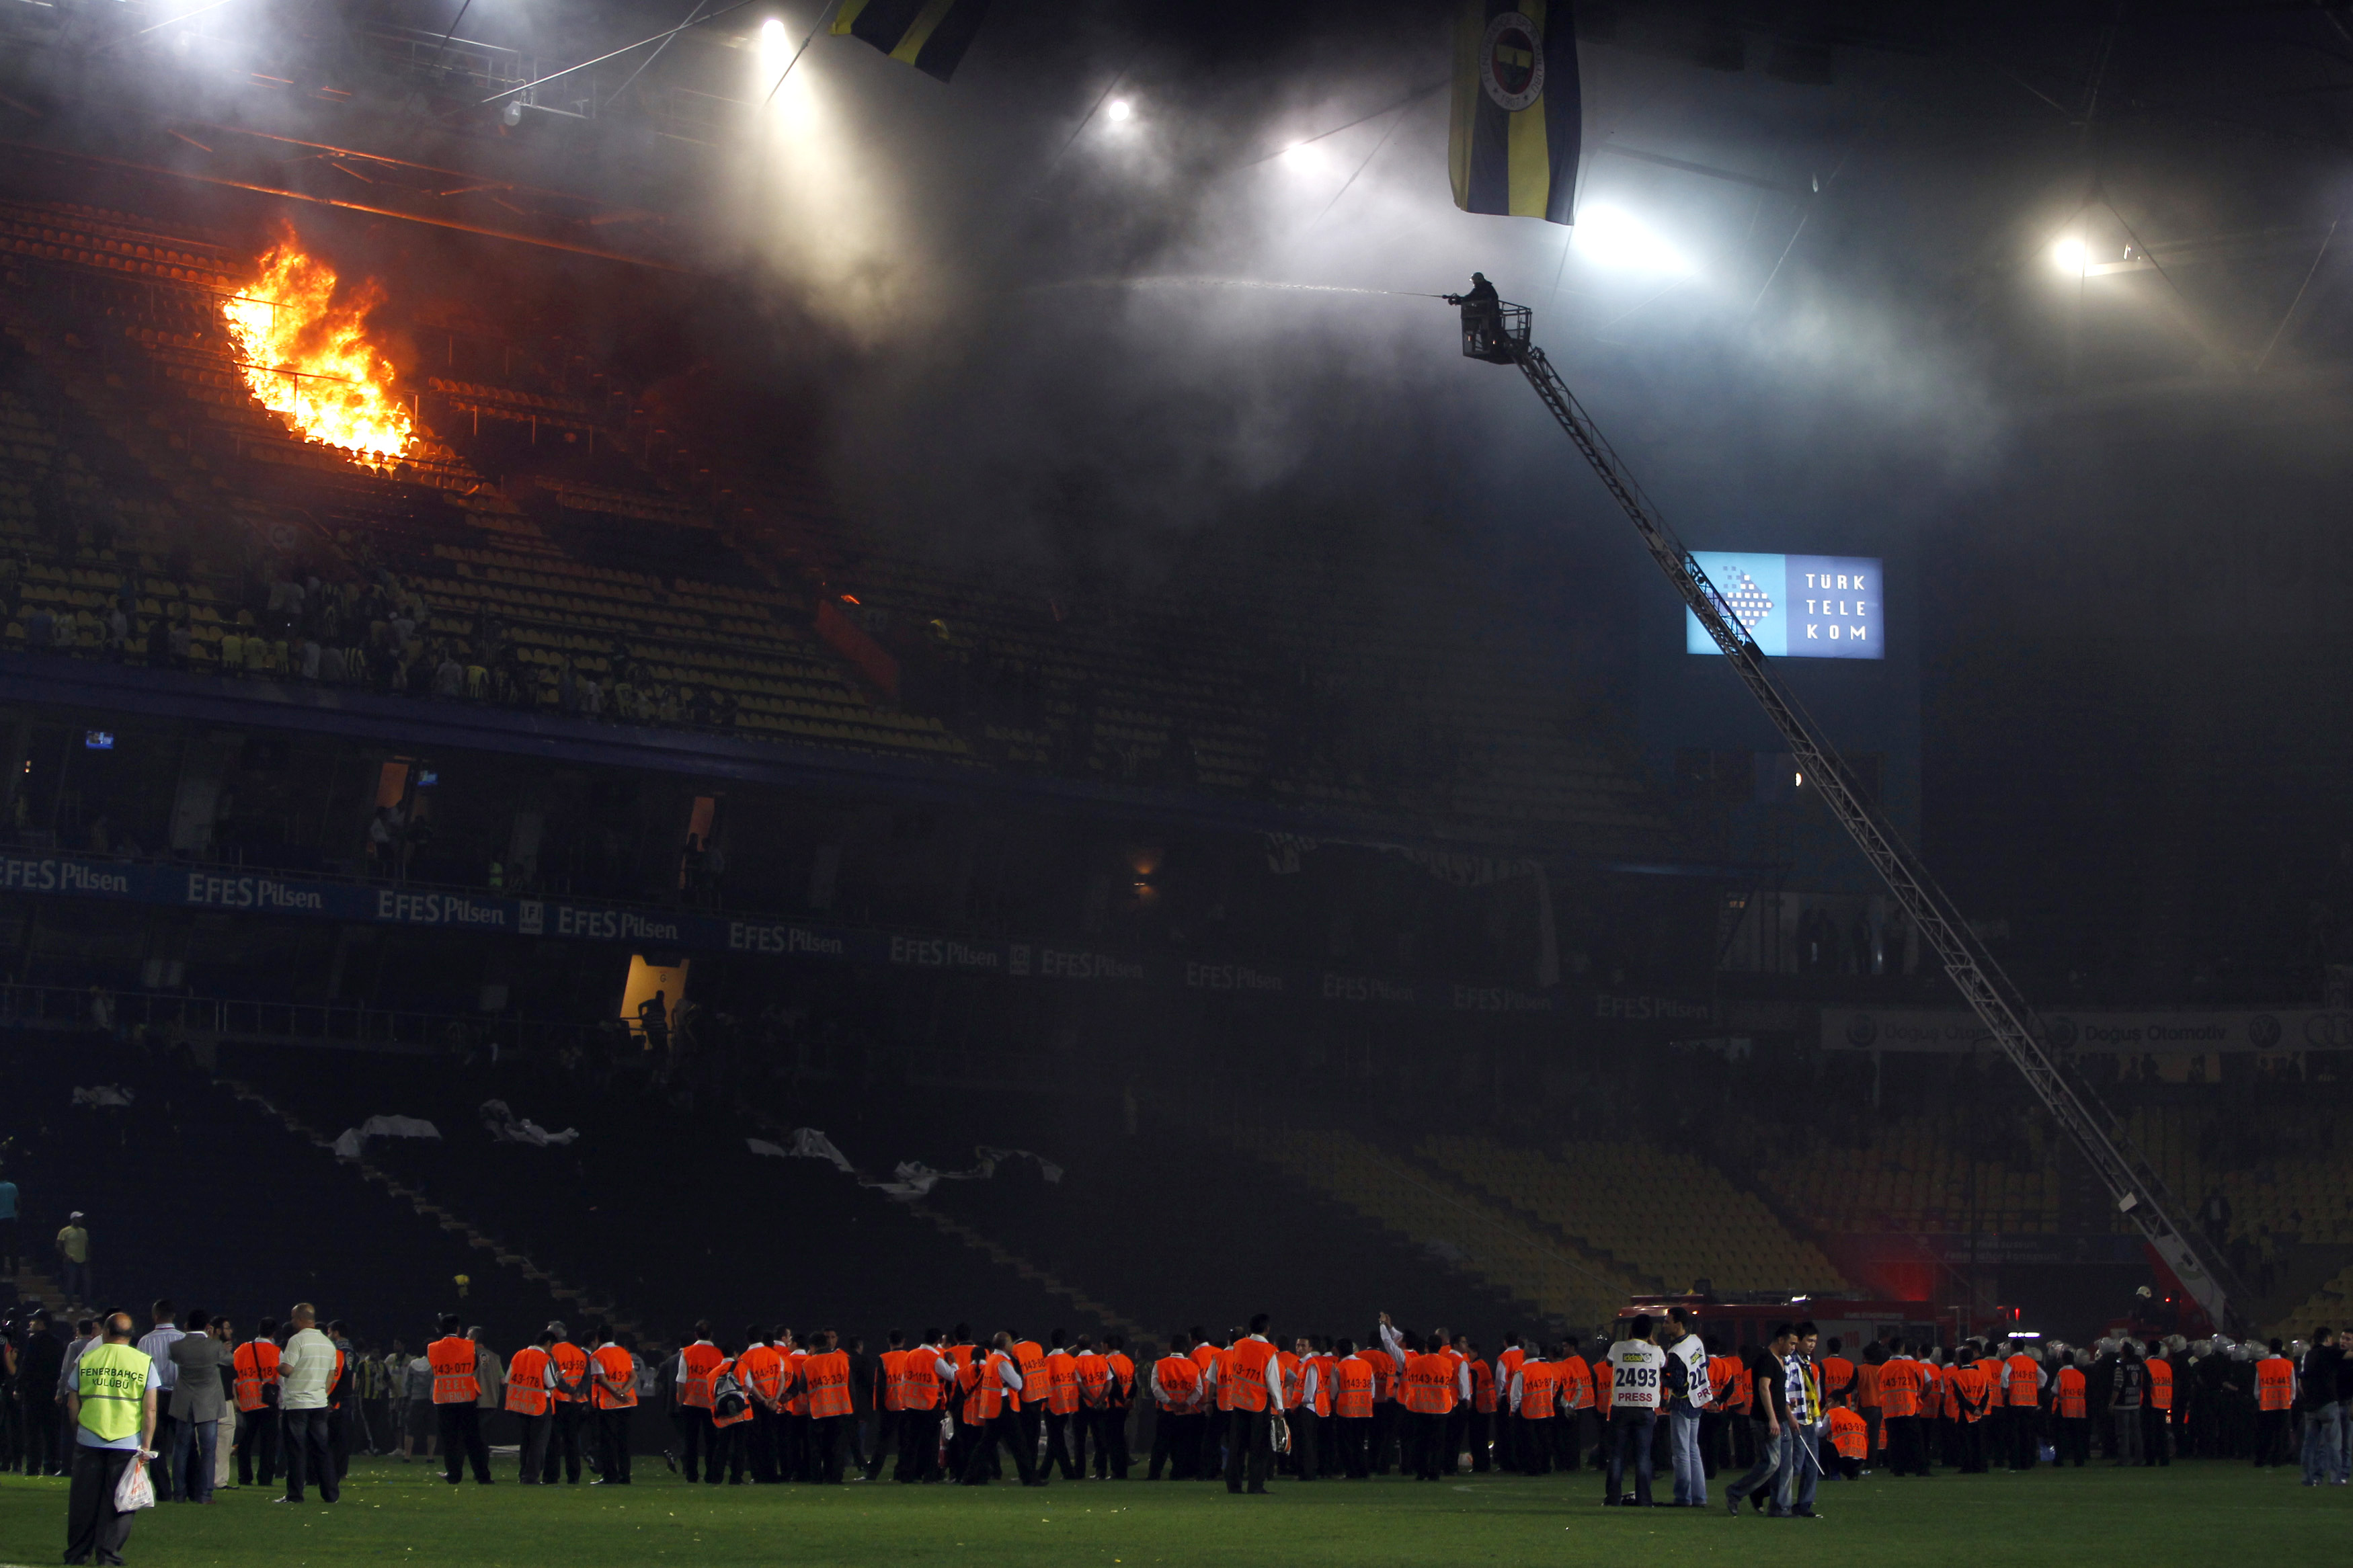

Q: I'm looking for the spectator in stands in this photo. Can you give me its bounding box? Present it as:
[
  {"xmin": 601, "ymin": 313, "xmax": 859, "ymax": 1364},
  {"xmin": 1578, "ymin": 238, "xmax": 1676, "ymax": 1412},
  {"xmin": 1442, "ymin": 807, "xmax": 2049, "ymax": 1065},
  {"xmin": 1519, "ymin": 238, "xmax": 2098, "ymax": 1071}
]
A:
[
  {"xmin": 167, "ymin": 1311, "xmax": 227, "ymax": 1503},
  {"xmin": 278, "ymin": 1303, "xmax": 339, "ymax": 1504},
  {"xmin": 54, "ymin": 1212, "xmax": 91, "ymax": 1307},
  {"xmin": 434, "ymin": 651, "xmax": 465, "ymax": 698},
  {"xmin": 63, "ymin": 1309, "xmax": 158, "ymax": 1567}
]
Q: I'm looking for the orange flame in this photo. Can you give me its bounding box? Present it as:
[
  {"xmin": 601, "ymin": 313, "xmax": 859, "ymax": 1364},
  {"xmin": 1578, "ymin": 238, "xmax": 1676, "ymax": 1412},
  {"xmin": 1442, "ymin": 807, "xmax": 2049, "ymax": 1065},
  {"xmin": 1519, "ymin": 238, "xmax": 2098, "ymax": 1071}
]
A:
[{"xmin": 222, "ymin": 241, "xmax": 414, "ymax": 463}]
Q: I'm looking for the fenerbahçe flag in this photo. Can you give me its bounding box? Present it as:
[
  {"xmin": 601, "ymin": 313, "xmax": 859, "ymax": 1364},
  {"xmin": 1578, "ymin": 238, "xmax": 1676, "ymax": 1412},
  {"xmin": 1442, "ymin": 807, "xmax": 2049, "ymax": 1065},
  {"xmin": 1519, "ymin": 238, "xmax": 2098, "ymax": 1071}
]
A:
[
  {"xmin": 830, "ymin": 0, "xmax": 993, "ymax": 83},
  {"xmin": 1449, "ymin": 2, "xmax": 1581, "ymax": 224}
]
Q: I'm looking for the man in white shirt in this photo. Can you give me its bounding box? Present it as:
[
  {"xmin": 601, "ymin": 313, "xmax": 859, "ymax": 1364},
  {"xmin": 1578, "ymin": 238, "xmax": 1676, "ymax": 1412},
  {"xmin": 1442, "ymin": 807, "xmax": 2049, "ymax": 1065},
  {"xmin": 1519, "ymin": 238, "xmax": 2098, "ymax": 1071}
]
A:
[
  {"xmin": 134, "ymin": 1298, "xmax": 186, "ymax": 1500},
  {"xmin": 1604, "ymin": 1315, "xmax": 1667, "ymax": 1507},
  {"xmin": 1663, "ymin": 1306, "xmax": 1713, "ymax": 1509},
  {"xmin": 277, "ymin": 1303, "xmax": 341, "ymax": 1504}
]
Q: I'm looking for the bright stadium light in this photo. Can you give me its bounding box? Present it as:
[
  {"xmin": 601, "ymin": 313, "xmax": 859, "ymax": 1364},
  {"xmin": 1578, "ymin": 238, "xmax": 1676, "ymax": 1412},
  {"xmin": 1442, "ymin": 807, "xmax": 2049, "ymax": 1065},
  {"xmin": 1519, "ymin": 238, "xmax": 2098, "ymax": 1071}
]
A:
[
  {"xmin": 1105, "ymin": 97, "xmax": 1132, "ymax": 122},
  {"xmin": 1280, "ymin": 141, "xmax": 1324, "ymax": 173},
  {"xmin": 2052, "ymin": 237, "xmax": 2086, "ymax": 274},
  {"xmin": 1572, "ymin": 206, "xmax": 1690, "ymax": 274}
]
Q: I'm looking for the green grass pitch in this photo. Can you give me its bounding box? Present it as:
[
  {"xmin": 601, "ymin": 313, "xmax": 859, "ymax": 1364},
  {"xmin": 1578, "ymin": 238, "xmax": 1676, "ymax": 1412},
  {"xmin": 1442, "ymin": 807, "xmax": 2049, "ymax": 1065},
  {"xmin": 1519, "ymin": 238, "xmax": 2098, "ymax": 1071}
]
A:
[{"xmin": 1, "ymin": 1457, "xmax": 2343, "ymax": 1567}]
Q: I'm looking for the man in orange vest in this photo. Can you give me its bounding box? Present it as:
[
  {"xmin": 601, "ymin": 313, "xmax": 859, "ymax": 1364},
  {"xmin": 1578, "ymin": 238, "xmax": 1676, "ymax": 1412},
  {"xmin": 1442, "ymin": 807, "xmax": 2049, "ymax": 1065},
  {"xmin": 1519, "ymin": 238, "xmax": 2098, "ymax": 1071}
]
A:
[
  {"xmin": 2141, "ymin": 1339, "xmax": 2173, "ymax": 1467},
  {"xmin": 1041, "ymin": 1331, "xmax": 1082, "ymax": 1481},
  {"xmin": 543, "ymin": 1322, "xmax": 590, "ymax": 1485},
  {"xmin": 1556, "ymin": 1336, "xmax": 1595, "ymax": 1474},
  {"xmin": 1455, "ymin": 1335, "xmax": 1493, "ymax": 1475},
  {"xmin": 1509, "ymin": 1342, "xmax": 1559, "ymax": 1475},
  {"xmin": 1098, "ymin": 1335, "xmax": 1137, "ymax": 1481},
  {"xmin": 589, "ymin": 1329, "xmax": 638, "ymax": 1485},
  {"xmin": 671, "ymin": 1322, "xmax": 724, "ymax": 1484},
  {"xmin": 939, "ymin": 1326, "xmax": 978, "ymax": 1481},
  {"xmin": 733, "ymin": 1327, "xmax": 788, "ymax": 1485},
  {"xmin": 1010, "ymin": 1332, "xmax": 1049, "ymax": 1480},
  {"xmin": 1999, "ymin": 1339, "xmax": 2044, "ymax": 1471},
  {"xmin": 1877, "ymin": 1338, "xmax": 1927, "ymax": 1477},
  {"xmin": 428, "ymin": 1313, "xmax": 491, "ymax": 1485},
  {"xmin": 231, "ymin": 1316, "xmax": 282, "ymax": 1489},
  {"xmin": 2254, "ymin": 1338, "xmax": 2297, "ymax": 1467},
  {"xmin": 1326, "ymin": 1337, "xmax": 1375, "ymax": 1479},
  {"xmin": 1494, "ymin": 1334, "xmax": 1527, "ymax": 1472},
  {"xmin": 1191, "ymin": 1329, "xmax": 1226, "ymax": 1481},
  {"xmin": 776, "ymin": 1328, "xmax": 811, "ymax": 1483},
  {"xmin": 893, "ymin": 1329, "xmax": 947, "ymax": 1484},
  {"xmin": 958, "ymin": 1331, "xmax": 1042, "ymax": 1487},
  {"xmin": 861, "ymin": 1331, "xmax": 908, "ymax": 1483},
  {"xmin": 1392, "ymin": 1324, "xmax": 1464, "ymax": 1481},
  {"xmin": 801, "ymin": 1329, "xmax": 854, "ymax": 1484},
  {"xmin": 1950, "ymin": 1339, "xmax": 1992, "ymax": 1473},
  {"xmin": 506, "ymin": 1327, "xmax": 558, "ymax": 1483},
  {"xmin": 1213, "ymin": 1313, "xmax": 1281, "ymax": 1495},
  {"xmin": 2053, "ymin": 1346, "xmax": 2090, "ymax": 1467},
  {"xmin": 709, "ymin": 1344, "xmax": 756, "ymax": 1483},
  {"xmin": 1148, "ymin": 1335, "xmax": 1206, "ymax": 1481}
]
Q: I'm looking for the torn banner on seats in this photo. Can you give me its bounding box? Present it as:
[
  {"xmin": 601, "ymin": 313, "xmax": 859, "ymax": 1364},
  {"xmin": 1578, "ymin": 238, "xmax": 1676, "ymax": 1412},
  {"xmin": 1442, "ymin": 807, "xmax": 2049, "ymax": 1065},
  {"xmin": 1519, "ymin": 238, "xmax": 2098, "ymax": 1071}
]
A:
[
  {"xmin": 330, "ymin": 1114, "xmax": 442, "ymax": 1161},
  {"xmin": 479, "ymin": 1100, "xmax": 580, "ymax": 1147}
]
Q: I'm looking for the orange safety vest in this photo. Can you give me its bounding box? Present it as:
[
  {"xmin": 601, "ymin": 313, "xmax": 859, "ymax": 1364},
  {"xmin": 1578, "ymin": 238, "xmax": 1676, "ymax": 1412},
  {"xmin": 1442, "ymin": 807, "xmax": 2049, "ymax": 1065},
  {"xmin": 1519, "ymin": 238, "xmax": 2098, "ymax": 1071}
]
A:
[
  {"xmin": 1304, "ymin": 1353, "xmax": 1337, "ymax": 1417},
  {"xmin": 1854, "ymin": 1361, "xmax": 1882, "ymax": 1410},
  {"xmin": 1591, "ymin": 1356, "xmax": 1613, "ymax": 1413},
  {"xmin": 1878, "ymin": 1360, "xmax": 1920, "ymax": 1419},
  {"xmin": 784, "ymin": 1350, "xmax": 810, "ymax": 1416},
  {"xmin": 1333, "ymin": 1356, "xmax": 1374, "ymax": 1419},
  {"xmin": 549, "ymin": 1342, "xmax": 590, "ymax": 1403},
  {"xmin": 1045, "ymin": 1350, "xmax": 1080, "ymax": 1415},
  {"xmin": 678, "ymin": 1343, "xmax": 724, "ymax": 1411},
  {"xmin": 1219, "ymin": 1339, "xmax": 1277, "ymax": 1413},
  {"xmin": 2003, "ymin": 1354, "xmax": 2040, "ymax": 1408},
  {"xmin": 1939, "ymin": 1362, "xmax": 1963, "ymax": 1419},
  {"xmin": 1403, "ymin": 1352, "xmax": 1455, "ymax": 1415},
  {"xmin": 803, "ymin": 1350, "xmax": 852, "ymax": 1419},
  {"xmin": 1191, "ymin": 1342, "xmax": 1220, "ymax": 1375},
  {"xmin": 233, "ymin": 1341, "xmax": 281, "ymax": 1413},
  {"xmin": 712, "ymin": 1358, "xmax": 755, "ymax": 1428},
  {"xmin": 2256, "ymin": 1356, "xmax": 2295, "ymax": 1412},
  {"xmin": 1708, "ymin": 1356, "xmax": 1743, "ymax": 1414},
  {"xmin": 1954, "ymin": 1363, "xmax": 1992, "ymax": 1421},
  {"xmin": 429, "ymin": 1336, "xmax": 479, "ymax": 1405},
  {"xmin": 2056, "ymin": 1366, "xmax": 2087, "ymax": 1419},
  {"xmin": 1155, "ymin": 1354, "xmax": 1203, "ymax": 1411},
  {"xmin": 1012, "ymin": 1342, "xmax": 1047, "ymax": 1411},
  {"xmin": 1106, "ymin": 1352, "xmax": 1135, "ymax": 1402},
  {"xmin": 506, "ymin": 1346, "xmax": 554, "ymax": 1417},
  {"xmin": 898, "ymin": 1350, "xmax": 942, "ymax": 1411},
  {"xmin": 878, "ymin": 1349, "xmax": 907, "ymax": 1412},
  {"xmin": 1498, "ymin": 1346, "xmax": 1525, "ymax": 1394},
  {"xmin": 1827, "ymin": 1406, "xmax": 1867, "ymax": 1460},
  {"xmin": 1822, "ymin": 1356, "xmax": 1856, "ymax": 1401},
  {"xmin": 1468, "ymin": 1357, "xmax": 1497, "ymax": 1414},
  {"xmin": 1074, "ymin": 1352, "xmax": 1111, "ymax": 1408},
  {"xmin": 1276, "ymin": 1351, "xmax": 1303, "ymax": 1412},
  {"xmin": 1560, "ymin": 1356, "xmax": 1594, "ymax": 1413},
  {"xmin": 972, "ymin": 1351, "xmax": 1019, "ymax": 1421},
  {"xmin": 592, "ymin": 1346, "xmax": 637, "ymax": 1409},
  {"xmin": 1516, "ymin": 1358, "xmax": 1557, "ymax": 1419},
  {"xmin": 2147, "ymin": 1358, "xmax": 2173, "ymax": 1413},
  {"xmin": 735, "ymin": 1344, "xmax": 786, "ymax": 1407},
  {"xmin": 1367, "ymin": 1350, "xmax": 1398, "ymax": 1403}
]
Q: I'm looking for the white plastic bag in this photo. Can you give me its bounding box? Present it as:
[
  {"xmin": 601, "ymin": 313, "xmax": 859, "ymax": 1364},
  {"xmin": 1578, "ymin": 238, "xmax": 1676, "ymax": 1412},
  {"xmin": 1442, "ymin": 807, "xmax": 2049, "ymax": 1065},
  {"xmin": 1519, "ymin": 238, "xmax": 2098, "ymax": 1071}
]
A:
[{"xmin": 114, "ymin": 1454, "xmax": 156, "ymax": 1513}]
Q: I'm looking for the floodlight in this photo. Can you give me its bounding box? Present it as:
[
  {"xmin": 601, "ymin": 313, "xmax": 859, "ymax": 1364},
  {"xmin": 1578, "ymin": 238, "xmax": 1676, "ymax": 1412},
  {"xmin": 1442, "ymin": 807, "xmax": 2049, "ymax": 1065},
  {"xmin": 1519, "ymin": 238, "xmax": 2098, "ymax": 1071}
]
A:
[
  {"xmin": 1280, "ymin": 142, "xmax": 1323, "ymax": 173},
  {"xmin": 1105, "ymin": 98, "xmax": 1132, "ymax": 122},
  {"xmin": 2052, "ymin": 238, "xmax": 2085, "ymax": 274},
  {"xmin": 1572, "ymin": 206, "xmax": 1690, "ymax": 274}
]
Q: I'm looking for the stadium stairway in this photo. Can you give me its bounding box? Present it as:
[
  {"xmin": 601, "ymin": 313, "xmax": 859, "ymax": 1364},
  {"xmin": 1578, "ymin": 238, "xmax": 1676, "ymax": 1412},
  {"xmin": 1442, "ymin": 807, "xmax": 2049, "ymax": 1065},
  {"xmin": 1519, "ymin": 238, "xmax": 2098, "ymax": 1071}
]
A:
[
  {"xmin": 1418, "ymin": 1133, "xmax": 1849, "ymax": 1299},
  {"xmin": 1228, "ymin": 1124, "xmax": 1623, "ymax": 1332},
  {"xmin": 228, "ymin": 1046, "xmax": 1096, "ymax": 1348},
  {"xmin": 0, "ymin": 1026, "xmax": 575, "ymax": 1342}
]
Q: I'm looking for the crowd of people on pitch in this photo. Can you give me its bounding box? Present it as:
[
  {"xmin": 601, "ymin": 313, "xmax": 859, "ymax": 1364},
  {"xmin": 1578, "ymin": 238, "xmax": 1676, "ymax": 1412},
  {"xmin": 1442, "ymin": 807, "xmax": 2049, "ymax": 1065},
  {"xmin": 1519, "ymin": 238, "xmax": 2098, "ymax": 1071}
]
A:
[{"xmin": 15, "ymin": 1297, "xmax": 2346, "ymax": 1528}]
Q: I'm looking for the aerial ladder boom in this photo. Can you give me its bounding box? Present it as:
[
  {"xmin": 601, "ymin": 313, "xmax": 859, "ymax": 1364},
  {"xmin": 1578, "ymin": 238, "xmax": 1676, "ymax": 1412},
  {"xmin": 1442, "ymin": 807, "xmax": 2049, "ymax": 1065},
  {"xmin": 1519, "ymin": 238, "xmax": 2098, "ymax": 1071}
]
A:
[{"xmin": 1456, "ymin": 298, "xmax": 2241, "ymax": 1328}]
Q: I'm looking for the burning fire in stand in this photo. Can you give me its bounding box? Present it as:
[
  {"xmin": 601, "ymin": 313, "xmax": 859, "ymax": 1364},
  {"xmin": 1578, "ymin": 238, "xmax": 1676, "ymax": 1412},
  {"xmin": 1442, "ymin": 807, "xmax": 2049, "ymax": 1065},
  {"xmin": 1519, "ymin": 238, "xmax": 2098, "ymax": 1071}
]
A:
[{"xmin": 222, "ymin": 241, "xmax": 414, "ymax": 464}]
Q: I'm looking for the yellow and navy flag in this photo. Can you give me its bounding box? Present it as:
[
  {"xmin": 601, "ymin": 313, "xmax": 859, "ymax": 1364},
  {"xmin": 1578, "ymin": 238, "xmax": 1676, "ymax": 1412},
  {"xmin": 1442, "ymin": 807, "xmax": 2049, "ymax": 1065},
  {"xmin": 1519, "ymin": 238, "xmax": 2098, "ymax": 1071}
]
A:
[
  {"xmin": 1449, "ymin": 2, "xmax": 1580, "ymax": 224},
  {"xmin": 830, "ymin": 0, "xmax": 993, "ymax": 83}
]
